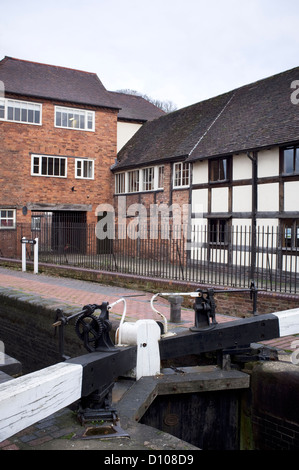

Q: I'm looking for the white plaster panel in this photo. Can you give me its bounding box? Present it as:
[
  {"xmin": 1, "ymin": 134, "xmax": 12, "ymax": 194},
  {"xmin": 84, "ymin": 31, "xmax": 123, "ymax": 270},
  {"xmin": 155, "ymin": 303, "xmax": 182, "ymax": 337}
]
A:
[
  {"xmin": 192, "ymin": 188, "xmax": 208, "ymax": 214},
  {"xmin": 233, "ymin": 154, "xmax": 252, "ymax": 180},
  {"xmin": 211, "ymin": 187, "xmax": 228, "ymax": 213},
  {"xmin": 258, "ymin": 183, "xmax": 279, "ymax": 212},
  {"xmin": 258, "ymin": 148, "xmax": 279, "ymax": 178},
  {"xmin": 232, "ymin": 185, "xmax": 252, "ymax": 212},
  {"xmin": 117, "ymin": 122, "xmax": 142, "ymax": 152},
  {"xmin": 192, "ymin": 160, "xmax": 208, "ymax": 184},
  {"xmin": 284, "ymin": 181, "xmax": 299, "ymax": 212}
]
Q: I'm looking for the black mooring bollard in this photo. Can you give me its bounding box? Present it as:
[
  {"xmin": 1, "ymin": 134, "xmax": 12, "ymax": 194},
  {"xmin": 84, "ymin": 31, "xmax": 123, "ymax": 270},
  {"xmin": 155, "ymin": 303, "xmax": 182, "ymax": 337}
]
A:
[{"xmin": 168, "ymin": 295, "xmax": 183, "ymax": 323}]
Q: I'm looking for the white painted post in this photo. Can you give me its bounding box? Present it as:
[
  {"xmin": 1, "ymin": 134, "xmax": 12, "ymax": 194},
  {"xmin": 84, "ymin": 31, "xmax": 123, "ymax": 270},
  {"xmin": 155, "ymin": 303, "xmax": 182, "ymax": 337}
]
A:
[
  {"xmin": 34, "ymin": 238, "xmax": 38, "ymax": 274},
  {"xmin": 117, "ymin": 319, "xmax": 161, "ymax": 380},
  {"xmin": 21, "ymin": 237, "xmax": 26, "ymax": 272}
]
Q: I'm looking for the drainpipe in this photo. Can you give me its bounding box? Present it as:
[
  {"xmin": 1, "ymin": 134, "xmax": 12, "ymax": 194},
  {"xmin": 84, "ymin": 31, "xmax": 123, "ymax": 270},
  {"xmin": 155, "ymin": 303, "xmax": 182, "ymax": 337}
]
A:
[{"xmin": 247, "ymin": 151, "xmax": 258, "ymax": 283}]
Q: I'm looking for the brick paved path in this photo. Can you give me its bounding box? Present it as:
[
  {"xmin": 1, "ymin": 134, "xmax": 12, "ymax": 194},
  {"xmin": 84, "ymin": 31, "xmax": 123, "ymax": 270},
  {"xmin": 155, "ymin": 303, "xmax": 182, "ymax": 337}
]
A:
[
  {"xmin": 0, "ymin": 266, "xmax": 236, "ymax": 328},
  {"xmin": 0, "ymin": 265, "xmax": 297, "ymax": 348}
]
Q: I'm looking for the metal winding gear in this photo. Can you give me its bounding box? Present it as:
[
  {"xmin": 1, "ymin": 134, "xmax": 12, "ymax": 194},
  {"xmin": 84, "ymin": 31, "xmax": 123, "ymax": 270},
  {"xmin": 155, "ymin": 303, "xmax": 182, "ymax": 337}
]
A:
[{"xmin": 75, "ymin": 313, "xmax": 104, "ymax": 352}]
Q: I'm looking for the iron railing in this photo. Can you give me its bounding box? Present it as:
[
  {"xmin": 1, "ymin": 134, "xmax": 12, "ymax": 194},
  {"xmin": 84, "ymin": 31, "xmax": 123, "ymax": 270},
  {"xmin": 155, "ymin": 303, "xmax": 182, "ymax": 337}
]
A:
[{"xmin": 1, "ymin": 223, "xmax": 299, "ymax": 294}]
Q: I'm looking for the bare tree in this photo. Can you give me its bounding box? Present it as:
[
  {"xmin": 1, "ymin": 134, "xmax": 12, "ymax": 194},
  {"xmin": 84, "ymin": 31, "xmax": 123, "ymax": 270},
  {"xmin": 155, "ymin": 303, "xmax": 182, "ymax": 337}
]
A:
[{"xmin": 116, "ymin": 89, "xmax": 177, "ymax": 113}]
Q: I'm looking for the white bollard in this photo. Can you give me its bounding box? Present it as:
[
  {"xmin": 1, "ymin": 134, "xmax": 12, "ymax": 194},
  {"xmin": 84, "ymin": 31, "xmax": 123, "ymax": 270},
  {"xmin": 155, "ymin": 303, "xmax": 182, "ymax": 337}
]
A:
[
  {"xmin": 34, "ymin": 238, "xmax": 38, "ymax": 274},
  {"xmin": 22, "ymin": 237, "xmax": 26, "ymax": 272}
]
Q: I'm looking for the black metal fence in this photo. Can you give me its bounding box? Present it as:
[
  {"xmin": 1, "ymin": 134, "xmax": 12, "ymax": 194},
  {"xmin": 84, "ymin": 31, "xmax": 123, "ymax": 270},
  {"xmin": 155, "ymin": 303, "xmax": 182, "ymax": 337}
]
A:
[{"xmin": 2, "ymin": 223, "xmax": 299, "ymax": 294}]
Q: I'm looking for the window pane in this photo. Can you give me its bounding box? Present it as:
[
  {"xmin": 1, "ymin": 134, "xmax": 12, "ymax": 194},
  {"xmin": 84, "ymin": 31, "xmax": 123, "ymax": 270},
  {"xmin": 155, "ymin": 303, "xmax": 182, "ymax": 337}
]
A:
[
  {"xmin": 116, "ymin": 173, "xmax": 125, "ymax": 193},
  {"xmin": 209, "ymin": 220, "xmax": 217, "ymax": 243},
  {"xmin": 68, "ymin": 113, "xmax": 74, "ymax": 127},
  {"xmin": 174, "ymin": 163, "xmax": 181, "ymax": 186},
  {"xmin": 56, "ymin": 111, "xmax": 61, "ymax": 126},
  {"xmin": 83, "ymin": 161, "xmax": 88, "ymax": 178},
  {"xmin": 73, "ymin": 114, "xmax": 79, "ymax": 128},
  {"xmin": 60, "ymin": 159, "xmax": 66, "ymax": 176},
  {"xmin": 143, "ymin": 167, "xmax": 154, "ymax": 190},
  {"xmin": 219, "ymin": 219, "xmax": 226, "ymax": 243},
  {"xmin": 53, "ymin": 158, "xmax": 60, "ymax": 176},
  {"xmin": 33, "ymin": 157, "xmax": 39, "ymax": 174},
  {"xmin": 296, "ymin": 222, "xmax": 299, "ymax": 248},
  {"xmin": 219, "ymin": 159, "xmax": 227, "ymax": 180},
  {"xmin": 7, "ymin": 105, "xmax": 13, "ymax": 120},
  {"xmin": 87, "ymin": 161, "xmax": 93, "ymax": 177},
  {"xmin": 158, "ymin": 166, "xmax": 164, "ymax": 188},
  {"xmin": 21, "ymin": 106, "xmax": 27, "ymax": 122},
  {"xmin": 77, "ymin": 160, "xmax": 82, "ymax": 177},
  {"xmin": 0, "ymin": 209, "xmax": 15, "ymax": 228},
  {"xmin": 87, "ymin": 112, "xmax": 93, "ymax": 129},
  {"xmin": 210, "ymin": 160, "xmax": 218, "ymax": 181},
  {"xmin": 296, "ymin": 148, "xmax": 299, "ymax": 173},
  {"xmin": 41, "ymin": 157, "xmax": 47, "ymax": 175},
  {"xmin": 34, "ymin": 109, "xmax": 40, "ymax": 124},
  {"xmin": 128, "ymin": 171, "xmax": 139, "ymax": 192},
  {"xmin": 14, "ymin": 107, "xmax": 20, "ymax": 121},
  {"xmin": 284, "ymin": 149, "xmax": 294, "ymax": 174},
  {"xmin": 283, "ymin": 220, "xmax": 293, "ymax": 248},
  {"xmin": 48, "ymin": 157, "xmax": 54, "ymax": 175},
  {"xmin": 79, "ymin": 115, "xmax": 85, "ymax": 129},
  {"xmin": 182, "ymin": 163, "xmax": 189, "ymax": 185},
  {"xmin": 0, "ymin": 99, "xmax": 4, "ymax": 118},
  {"xmin": 62, "ymin": 112, "xmax": 67, "ymax": 127},
  {"xmin": 28, "ymin": 108, "xmax": 34, "ymax": 123}
]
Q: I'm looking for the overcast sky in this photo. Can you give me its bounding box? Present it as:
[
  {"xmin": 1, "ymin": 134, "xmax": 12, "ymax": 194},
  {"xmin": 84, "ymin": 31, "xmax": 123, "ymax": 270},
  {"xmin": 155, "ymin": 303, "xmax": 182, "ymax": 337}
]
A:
[{"xmin": 1, "ymin": 0, "xmax": 299, "ymax": 109}]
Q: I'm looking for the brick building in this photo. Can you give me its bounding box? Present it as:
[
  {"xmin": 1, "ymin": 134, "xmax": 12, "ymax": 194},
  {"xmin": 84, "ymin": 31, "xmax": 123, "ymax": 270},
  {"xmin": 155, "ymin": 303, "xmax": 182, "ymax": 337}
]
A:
[{"xmin": 0, "ymin": 56, "xmax": 164, "ymax": 257}]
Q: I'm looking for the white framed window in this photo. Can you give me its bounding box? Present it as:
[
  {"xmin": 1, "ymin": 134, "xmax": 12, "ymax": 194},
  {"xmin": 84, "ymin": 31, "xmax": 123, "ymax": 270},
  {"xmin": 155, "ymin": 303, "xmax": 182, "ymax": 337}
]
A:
[
  {"xmin": 55, "ymin": 106, "xmax": 95, "ymax": 131},
  {"xmin": 128, "ymin": 170, "xmax": 140, "ymax": 193},
  {"xmin": 115, "ymin": 173, "xmax": 126, "ymax": 194},
  {"xmin": 142, "ymin": 167, "xmax": 154, "ymax": 191},
  {"xmin": 0, "ymin": 209, "xmax": 16, "ymax": 229},
  {"xmin": 173, "ymin": 162, "xmax": 190, "ymax": 188},
  {"xmin": 0, "ymin": 98, "xmax": 42, "ymax": 125},
  {"xmin": 75, "ymin": 159, "xmax": 94, "ymax": 179},
  {"xmin": 115, "ymin": 165, "xmax": 165, "ymax": 194},
  {"xmin": 31, "ymin": 154, "xmax": 67, "ymax": 178}
]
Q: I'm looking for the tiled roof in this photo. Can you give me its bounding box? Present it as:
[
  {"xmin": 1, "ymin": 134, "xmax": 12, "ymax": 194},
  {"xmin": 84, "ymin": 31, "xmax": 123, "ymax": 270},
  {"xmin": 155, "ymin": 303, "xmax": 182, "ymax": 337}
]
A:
[
  {"xmin": 0, "ymin": 56, "xmax": 119, "ymax": 110},
  {"xmin": 187, "ymin": 66, "xmax": 299, "ymax": 162},
  {"xmin": 109, "ymin": 91, "xmax": 165, "ymax": 122},
  {"xmin": 115, "ymin": 66, "xmax": 299, "ymax": 170},
  {"xmin": 115, "ymin": 91, "xmax": 234, "ymax": 169}
]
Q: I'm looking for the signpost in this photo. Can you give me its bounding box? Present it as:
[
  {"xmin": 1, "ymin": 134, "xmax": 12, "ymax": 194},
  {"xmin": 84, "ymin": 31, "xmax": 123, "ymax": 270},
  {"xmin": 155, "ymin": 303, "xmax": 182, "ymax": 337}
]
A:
[{"xmin": 21, "ymin": 237, "xmax": 38, "ymax": 274}]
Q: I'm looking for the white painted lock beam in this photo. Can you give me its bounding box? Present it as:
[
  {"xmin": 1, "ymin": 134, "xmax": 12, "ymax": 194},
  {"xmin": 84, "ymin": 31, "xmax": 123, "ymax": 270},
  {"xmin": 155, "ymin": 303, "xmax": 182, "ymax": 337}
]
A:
[
  {"xmin": 0, "ymin": 362, "xmax": 83, "ymax": 442},
  {"xmin": 1, "ymin": 307, "xmax": 299, "ymax": 443}
]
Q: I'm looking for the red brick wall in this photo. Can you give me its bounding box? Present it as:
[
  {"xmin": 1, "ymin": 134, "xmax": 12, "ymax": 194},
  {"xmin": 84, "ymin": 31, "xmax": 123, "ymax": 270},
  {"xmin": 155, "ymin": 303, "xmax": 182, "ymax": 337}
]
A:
[
  {"xmin": 112, "ymin": 163, "xmax": 191, "ymax": 260},
  {"xmin": 1, "ymin": 94, "xmax": 118, "ymax": 222}
]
